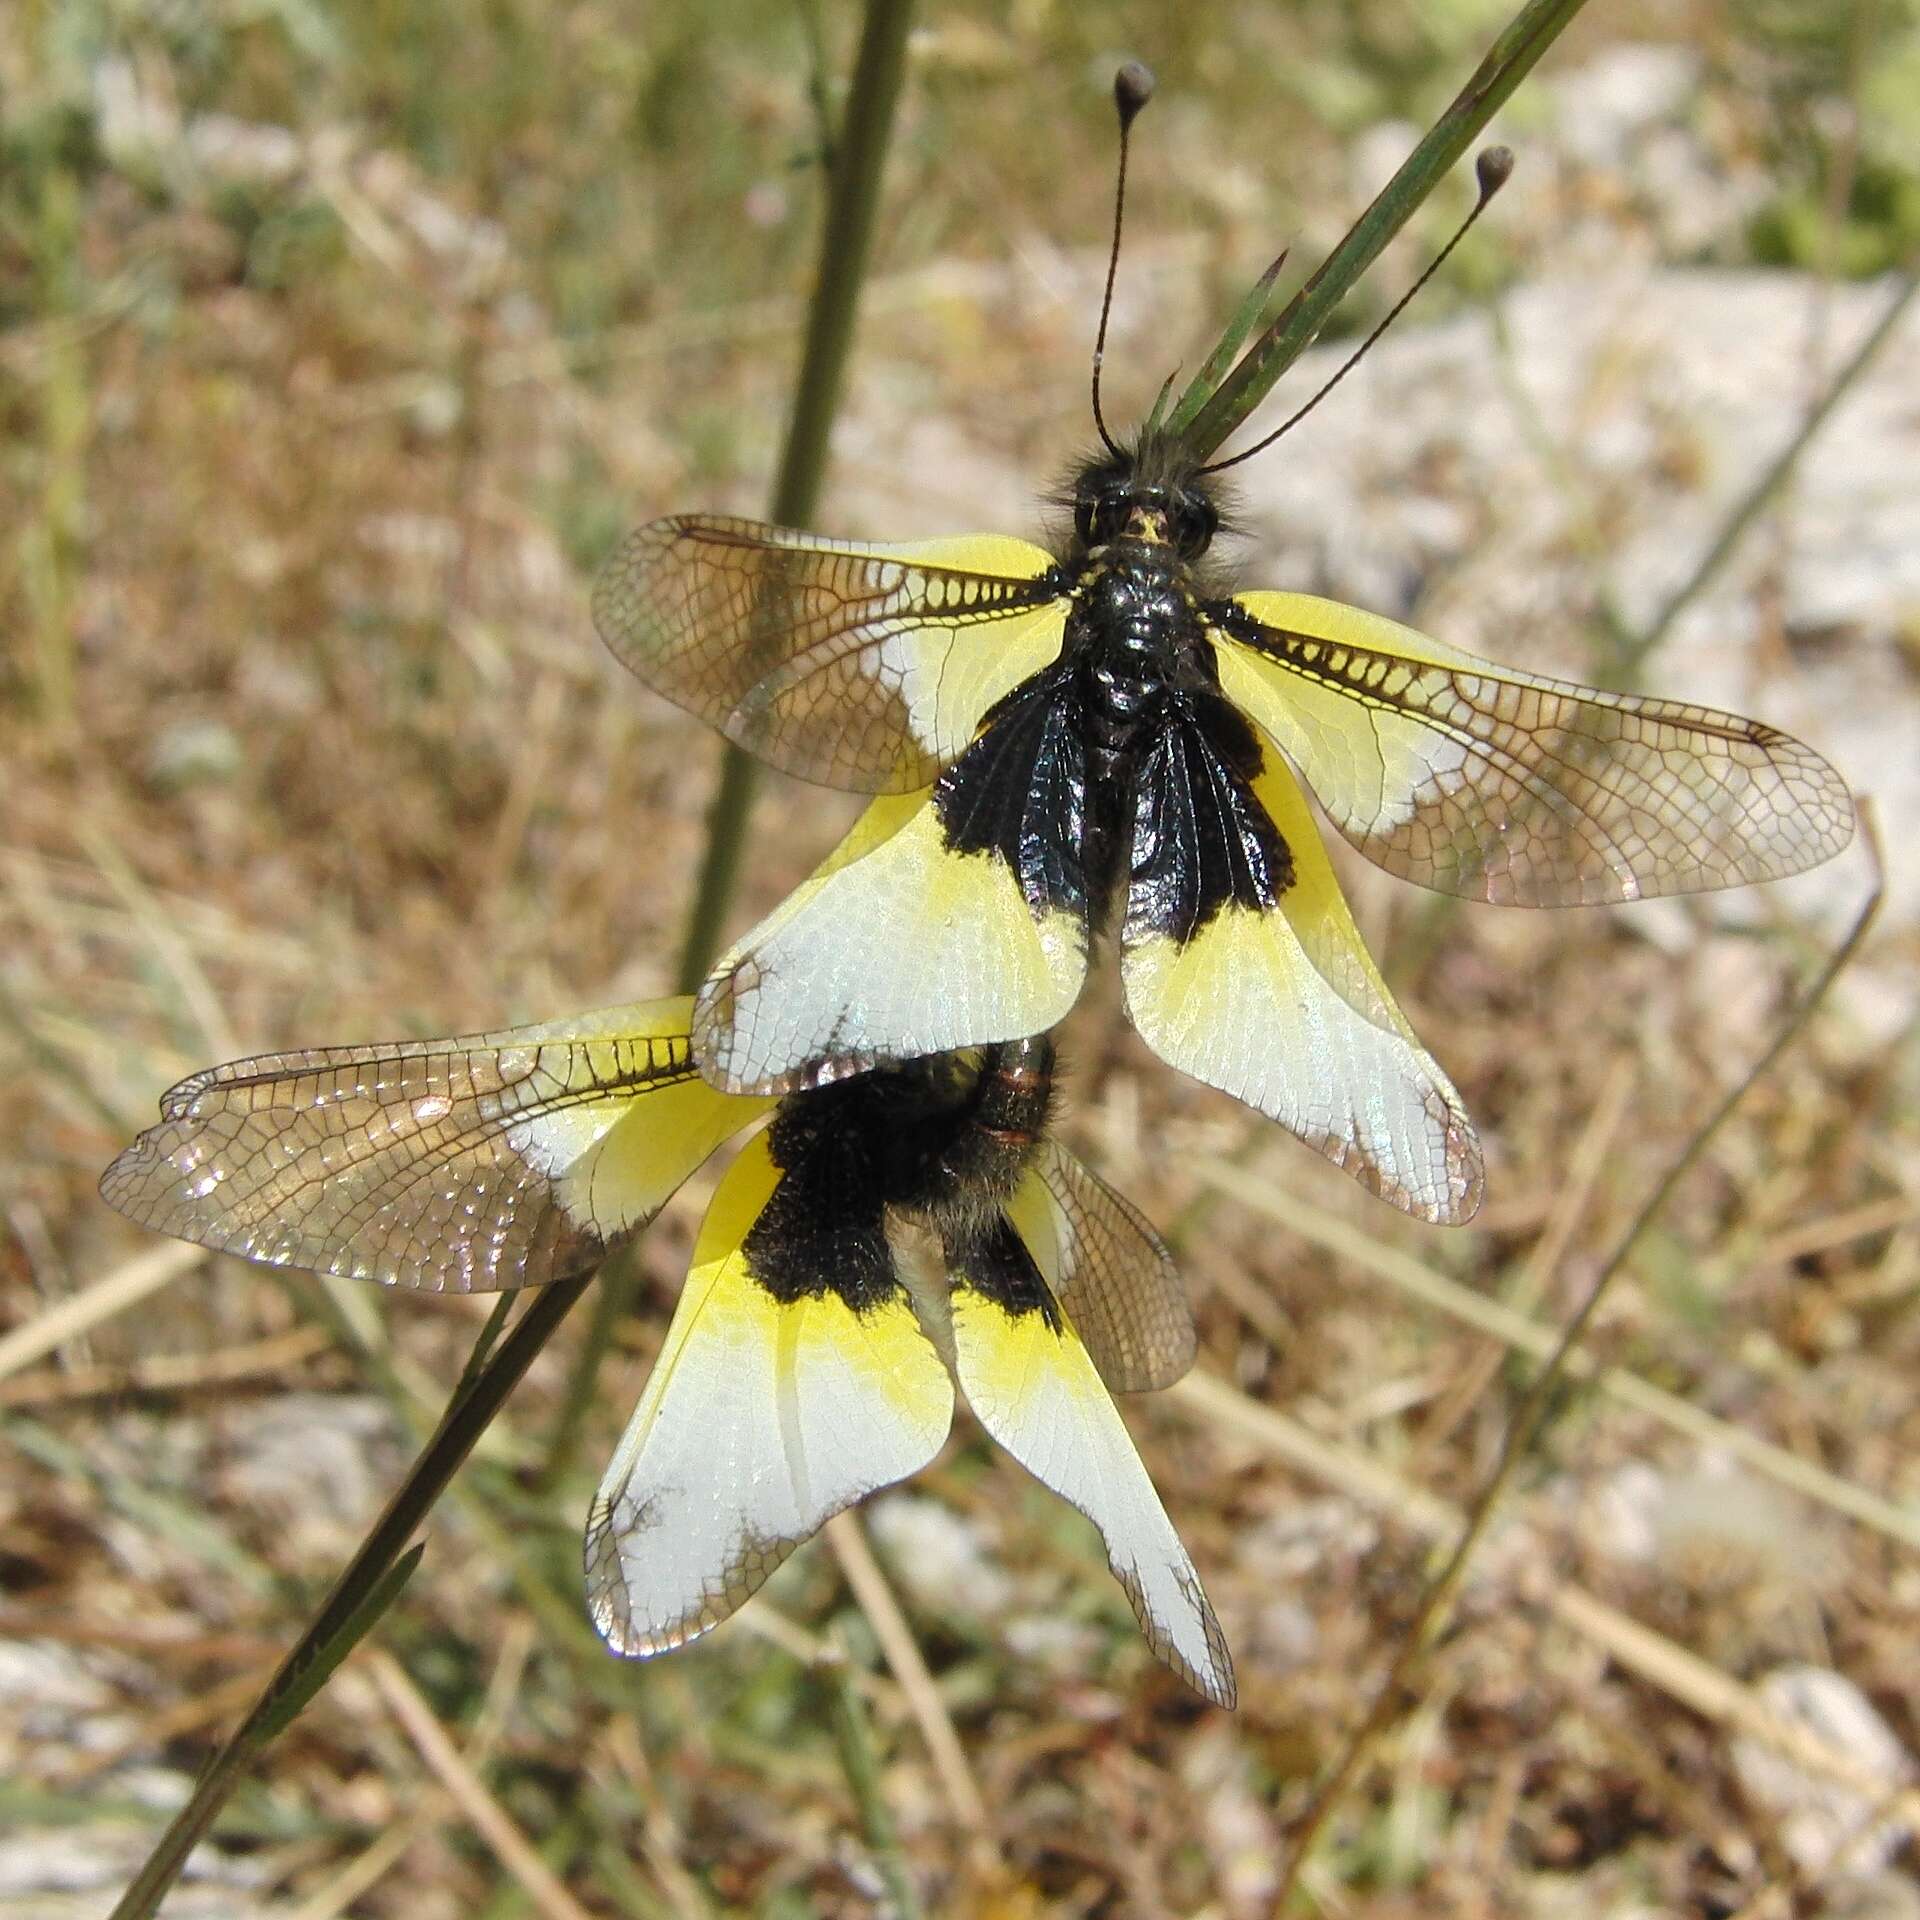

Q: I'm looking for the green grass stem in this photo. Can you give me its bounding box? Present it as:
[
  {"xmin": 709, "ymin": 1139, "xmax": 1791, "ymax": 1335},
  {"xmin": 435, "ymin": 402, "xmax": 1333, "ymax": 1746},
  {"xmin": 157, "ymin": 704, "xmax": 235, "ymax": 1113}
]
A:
[
  {"xmin": 674, "ymin": 0, "xmax": 918, "ymax": 993},
  {"xmin": 108, "ymin": 13, "xmax": 921, "ymax": 1910},
  {"xmin": 1170, "ymin": 0, "xmax": 1593, "ymax": 456}
]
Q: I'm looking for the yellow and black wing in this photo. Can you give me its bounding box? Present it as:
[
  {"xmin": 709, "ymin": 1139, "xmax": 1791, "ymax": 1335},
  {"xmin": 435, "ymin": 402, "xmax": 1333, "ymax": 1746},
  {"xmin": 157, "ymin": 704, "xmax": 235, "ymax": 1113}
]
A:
[
  {"xmin": 593, "ymin": 515, "xmax": 1070, "ymax": 792},
  {"xmin": 99, "ymin": 997, "xmax": 768, "ymax": 1292},
  {"xmin": 1210, "ymin": 592, "xmax": 1853, "ymax": 907},
  {"xmin": 693, "ymin": 692, "xmax": 1093, "ymax": 1096},
  {"xmin": 1118, "ymin": 700, "xmax": 1483, "ymax": 1226},
  {"xmin": 585, "ymin": 1129, "xmax": 953, "ymax": 1656}
]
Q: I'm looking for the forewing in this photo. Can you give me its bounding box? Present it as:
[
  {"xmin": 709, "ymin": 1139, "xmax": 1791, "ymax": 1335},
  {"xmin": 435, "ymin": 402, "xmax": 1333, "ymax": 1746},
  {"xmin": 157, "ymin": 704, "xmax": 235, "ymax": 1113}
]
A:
[
  {"xmin": 99, "ymin": 997, "xmax": 766, "ymax": 1292},
  {"xmin": 1120, "ymin": 711, "xmax": 1482, "ymax": 1225},
  {"xmin": 593, "ymin": 515, "xmax": 1069, "ymax": 791},
  {"xmin": 585, "ymin": 1130, "xmax": 953, "ymax": 1656},
  {"xmin": 1213, "ymin": 591, "xmax": 1853, "ymax": 906},
  {"xmin": 948, "ymin": 1219, "xmax": 1235, "ymax": 1708},
  {"xmin": 1004, "ymin": 1145, "xmax": 1194, "ymax": 1394},
  {"xmin": 693, "ymin": 688, "xmax": 1092, "ymax": 1095}
]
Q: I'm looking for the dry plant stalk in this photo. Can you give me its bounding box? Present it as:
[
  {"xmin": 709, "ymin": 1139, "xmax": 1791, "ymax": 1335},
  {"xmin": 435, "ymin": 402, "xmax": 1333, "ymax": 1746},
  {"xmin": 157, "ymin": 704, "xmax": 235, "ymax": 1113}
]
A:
[{"xmin": 1268, "ymin": 802, "xmax": 1885, "ymax": 1905}]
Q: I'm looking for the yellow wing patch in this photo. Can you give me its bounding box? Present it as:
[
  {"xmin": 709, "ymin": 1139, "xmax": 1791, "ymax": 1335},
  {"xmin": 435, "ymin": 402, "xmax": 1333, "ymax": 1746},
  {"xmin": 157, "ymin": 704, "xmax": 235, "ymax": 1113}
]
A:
[
  {"xmin": 868, "ymin": 534, "xmax": 1071, "ymax": 763},
  {"xmin": 1215, "ymin": 591, "xmax": 1853, "ymax": 906},
  {"xmin": 585, "ymin": 1133, "xmax": 954, "ymax": 1657},
  {"xmin": 1121, "ymin": 752, "xmax": 1483, "ymax": 1224},
  {"xmin": 694, "ymin": 790, "xmax": 1088, "ymax": 1095}
]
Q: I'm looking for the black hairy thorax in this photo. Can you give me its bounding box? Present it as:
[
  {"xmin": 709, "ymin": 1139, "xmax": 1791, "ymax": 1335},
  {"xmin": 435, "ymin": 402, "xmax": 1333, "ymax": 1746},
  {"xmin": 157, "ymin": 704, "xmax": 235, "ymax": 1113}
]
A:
[
  {"xmin": 744, "ymin": 1040, "xmax": 1058, "ymax": 1311},
  {"xmin": 935, "ymin": 450, "xmax": 1294, "ymax": 945}
]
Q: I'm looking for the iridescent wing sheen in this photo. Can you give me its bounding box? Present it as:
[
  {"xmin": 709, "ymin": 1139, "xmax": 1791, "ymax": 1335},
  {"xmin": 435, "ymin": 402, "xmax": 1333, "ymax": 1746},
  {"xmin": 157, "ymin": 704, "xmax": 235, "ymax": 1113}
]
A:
[
  {"xmin": 99, "ymin": 998, "xmax": 766, "ymax": 1293},
  {"xmin": 1212, "ymin": 592, "xmax": 1854, "ymax": 907},
  {"xmin": 592, "ymin": 515, "xmax": 1069, "ymax": 793},
  {"xmin": 1005, "ymin": 1143, "xmax": 1195, "ymax": 1395}
]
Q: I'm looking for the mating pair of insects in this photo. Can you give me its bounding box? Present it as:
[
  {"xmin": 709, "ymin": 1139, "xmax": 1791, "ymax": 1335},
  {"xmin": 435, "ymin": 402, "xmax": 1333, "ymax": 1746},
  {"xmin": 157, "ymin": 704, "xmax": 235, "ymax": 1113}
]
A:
[{"xmin": 104, "ymin": 74, "xmax": 1852, "ymax": 1707}]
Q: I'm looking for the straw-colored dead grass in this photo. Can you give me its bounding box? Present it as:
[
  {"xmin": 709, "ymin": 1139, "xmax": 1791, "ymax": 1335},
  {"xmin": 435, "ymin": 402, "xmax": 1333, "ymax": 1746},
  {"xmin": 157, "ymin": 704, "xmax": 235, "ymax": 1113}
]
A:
[{"xmin": 4, "ymin": 5, "xmax": 1917, "ymax": 1914}]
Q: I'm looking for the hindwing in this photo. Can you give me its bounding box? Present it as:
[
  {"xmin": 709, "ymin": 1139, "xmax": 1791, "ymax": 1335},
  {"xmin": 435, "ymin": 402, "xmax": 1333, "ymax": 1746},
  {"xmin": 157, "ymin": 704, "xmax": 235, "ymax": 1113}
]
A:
[
  {"xmin": 694, "ymin": 684, "xmax": 1094, "ymax": 1095},
  {"xmin": 947, "ymin": 1216, "xmax": 1233, "ymax": 1707},
  {"xmin": 585, "ymin": 1129, "xmax": 953, "ymax": 1656},
  {"xmin": 1120, "ymin": 704, "xmax": 1482, "ymax": 1224}
]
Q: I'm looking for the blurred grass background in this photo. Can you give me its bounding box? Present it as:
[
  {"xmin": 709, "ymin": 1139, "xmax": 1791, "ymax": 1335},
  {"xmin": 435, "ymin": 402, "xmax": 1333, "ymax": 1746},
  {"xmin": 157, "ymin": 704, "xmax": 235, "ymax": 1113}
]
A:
[{"xmin": 4, "ymin": 1, "xmax": 1918, "ymax": 1914}]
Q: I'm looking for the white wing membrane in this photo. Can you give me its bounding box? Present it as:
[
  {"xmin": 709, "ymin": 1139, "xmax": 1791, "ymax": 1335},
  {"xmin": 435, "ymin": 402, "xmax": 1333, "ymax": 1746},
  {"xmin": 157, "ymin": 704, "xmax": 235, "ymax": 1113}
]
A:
[
  {"xmin": 949, "ymin": 1260, "xmax": 1234, "ymax": 1708},
  {"xmin": 1122, "ymin": 748, "xmax": 1482, "ymax": 1225},
  {"xmin": 695, "ymin": 791, "xmax": 1087, "ymax": 1095},
  {"xmin": 585, "ymin": 1134, "xmax": 954, "ymax": 1655}
]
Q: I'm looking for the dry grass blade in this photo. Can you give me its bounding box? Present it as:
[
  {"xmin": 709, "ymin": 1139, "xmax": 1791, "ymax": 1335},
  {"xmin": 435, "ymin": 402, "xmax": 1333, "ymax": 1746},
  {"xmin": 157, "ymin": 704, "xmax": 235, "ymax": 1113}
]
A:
[
  {"xmin": 599, "ymin": 1715, "xmax": 714, "ymax": 1920},
  {"xmin": 1192, "ymin": 1160, "xmax": 1920, "ymax": 1551},
  {"xmin": 104, "ymin": 1277, "xmax": 590, "ymax": 1920},
  {"xmin": 77, "ymin": 821, "xmax": 240, "ymax": 1062},
  {"xmin": 825, "ymin": 1509, "xmax": 996, "ymax": 1854},
  {"xmin": 1755, "ymin": 1194, "xmax": 1916, "ymax": 1268},
  {"xmin": 0, "ymin": 1242, "xmax": 205, "ymax": 1384},
  {"xmin": 1544, "ymin": 1587, "xmax": 1920, "ymax": 1823},
  {"xmin": 278, "ymin": 1821, "xmax": 421, "ymax": 1920},
  {"xmin": 273, "ymin": 1616, "xmax": 538, "ymax": 1920},
  {"xmin": 1171, "ymin": 1371, "xmax": 1459, "ymax": 1538},
  {"xmin": 0, "ymin": 1324, "xmax": 334, "ymax": 1408},
  {"xmin": 1415, "ymin": 1056, "xmax": 1635, "ymax": 1459},
  {"xmin": 367, "ymin": 1650, "xmax": 597, "ymax": 1920},
  {"xmin": 736, "ymin": 1593, "xmax": 888, "ymax": 1702},
  {"xmin": 1170, "ymin": 1371, "xmax": 1920, "ymax": 1826},
  {"xmin": 1266, "ymin": 799, "xmax": 1885, "ymax": 1905},
  {"xmin": 821, "ymin": 1642, "xmax": 925, "ymax": 1920},
  {"xmin": 55, "ymin": 1670, "xmax": 272, "ymax": 1787}
]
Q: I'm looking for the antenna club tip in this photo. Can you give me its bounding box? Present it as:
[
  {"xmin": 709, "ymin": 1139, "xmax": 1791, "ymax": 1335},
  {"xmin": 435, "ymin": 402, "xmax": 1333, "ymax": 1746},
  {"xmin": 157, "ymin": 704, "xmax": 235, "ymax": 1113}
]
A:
[
  {"xmin": 1475, "ymin": 145, "xmax": 1516, "ymax": 199},
  {"xmin": 1114, "ymin": 61, "xmax": 1155, "ymax": 125}
]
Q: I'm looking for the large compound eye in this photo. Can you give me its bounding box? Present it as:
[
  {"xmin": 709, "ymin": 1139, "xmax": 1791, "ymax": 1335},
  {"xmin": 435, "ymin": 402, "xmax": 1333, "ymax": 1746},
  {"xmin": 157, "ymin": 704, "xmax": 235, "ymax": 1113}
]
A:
[{"xmin": 1170, "ymin": 491, "xmax": 1219, "ymax": 558}]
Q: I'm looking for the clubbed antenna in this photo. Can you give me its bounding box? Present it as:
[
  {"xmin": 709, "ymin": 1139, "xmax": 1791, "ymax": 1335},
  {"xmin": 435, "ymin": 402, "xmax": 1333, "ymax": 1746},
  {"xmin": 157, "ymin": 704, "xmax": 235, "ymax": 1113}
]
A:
[
  {"xmin": 1200, "ymin": 144, "xmax": 1514, "ymax": 475},
  {"xmin": 1091, "ymin": 61, "xmax": 1156, "ymax": 459}
]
